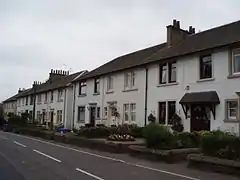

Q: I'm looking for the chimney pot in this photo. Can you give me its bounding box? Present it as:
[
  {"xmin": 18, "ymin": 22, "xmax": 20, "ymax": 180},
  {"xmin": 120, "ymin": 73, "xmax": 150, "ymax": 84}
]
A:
[
  {"xmin": 176, "ymin": 21, "xmax": 180, "ymax": 28},
  {"xmin": 192, "ymin": 28, "xmax": 195, "ymax": 34},
  {"xmin": 173, "ymin": 19, "xmax": 177, "ymax": 27}
]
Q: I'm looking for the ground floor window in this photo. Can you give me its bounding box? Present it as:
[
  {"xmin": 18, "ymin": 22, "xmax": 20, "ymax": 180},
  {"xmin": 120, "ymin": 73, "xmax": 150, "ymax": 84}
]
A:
[
  {"xmin": 57, "ymin": 110, "xmax": 63, "ymax": 123},
  {"xmin": 226, "ymin": 100, "xmax": 238, "ymax": 120},
  {"xmin": 104, "ymin": 107, "xmax": 108, "ymax": 118},
  {"xmin": 77, "ymin": 106, "xmax": 85, "ymax": 123},
  {"xmin": 123, "ymin": 103, "xmax": 136, "ymax": 121},
  {"xmin": 158, "ymin": 101, "xmax": 176, "ymax": 124},
  {"xmin": 36, "ymin": 111, "xmax": 41, "ymax": 122},
  {"xmin": 96, "ymin": 107, "xmax": 100, "ymax": 119}
]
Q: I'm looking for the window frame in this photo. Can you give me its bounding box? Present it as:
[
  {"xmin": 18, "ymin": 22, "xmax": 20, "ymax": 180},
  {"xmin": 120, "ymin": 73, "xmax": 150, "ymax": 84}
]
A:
[
  {"xmin": 124, "ymin": 71, "xmax": 136, "ymax": 89},
  {"xmin": 158, "ymin": 101, "xmax": 176, "ymax": 125},
  {"xmin": 57, "ymin": 89, "xmax": 63, "ymax": 102},
  {"xmin": 107, "ymin": 76, "xmax": 114, "ymax": 91},
  {"xmin": 232, "ymin": 48, "xmax": 240, "ymax": 75},
  {"xmin": 37, "ymin": 94, "xmax": 42, "ymax": 104},
  {"xmin": 199, "ymin": 55, "xmax": 212, "ymax": 80},
  {"xmin": 130, "ymin": 103, "xmax": 136, "ymax": 121},
  {"xmin": 44, "ymin": 92, "xmax": 48, "ymax": 103},
  {"xmin": 50, "ymin": 91, "xmax": 54, "ymax": 102},
  {"xmin": 226, "ymin": 99, "xmax": 239, "ymax": 120},
  {"xmin": 123, "ymin": 103, "xmax": 136, "ymax": 122},
  {"xmin": 94, "ymin": 78, "xmax": 100, "ymax": 94},
  {"xmin": 57, "ymin": 110, "xmax": 63, "ymax": 123},
  {"xmin": 79, "ymin": 81, "xmax": 87, "ymax": 95},
  {"xmin": 159, "ymin": 61, "xmax": 177, "ymax": 84},
  {"xmin": 77, "ymin": 106, "xmax": 85, "ymax": 123}
]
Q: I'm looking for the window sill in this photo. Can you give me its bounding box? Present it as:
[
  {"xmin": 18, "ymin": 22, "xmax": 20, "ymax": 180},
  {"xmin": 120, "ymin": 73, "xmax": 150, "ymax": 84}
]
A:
[
  {"xmin": 93, "ymin": 92, "xmax": 100, "ymax": 96},
  {"xmin": 196, "ymin": 78, "xmax": 215, "ymax": 83},
  {"xmin": 228, "ymin": 74, "xmax": 240, "ymax": 79},
  {"xmin": 106, "ymin": 90, "xmax": 114, "ymax": 94},
  {"xmin": 157, "ymin": 82, "xmax": 178, "ymax": 87},
  {"xmin": 122, "ymin": 88, "xmax": 138, "ymax": 92},
  {"xmin": 223, "ymin": 119, "xmax": 239, "ymax": 123},
  {"xmin": 57, "ymin": 100, "xmax": 63, "ymax": 102},
  {"xmin": 78, "ymin": 94, "xmax": 87, "ymax": 97}
]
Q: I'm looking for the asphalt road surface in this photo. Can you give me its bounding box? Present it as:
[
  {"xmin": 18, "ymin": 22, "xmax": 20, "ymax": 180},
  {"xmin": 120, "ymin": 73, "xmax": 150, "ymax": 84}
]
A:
[{"xmin": 0, "ymin": 131, "xmax": 238, "ymax": 180}]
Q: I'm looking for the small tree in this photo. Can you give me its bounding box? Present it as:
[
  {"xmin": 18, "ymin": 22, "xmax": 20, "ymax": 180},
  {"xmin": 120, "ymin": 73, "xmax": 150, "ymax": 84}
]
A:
[
  {"xmin": 109, "ymin": 104, "xmax": 120, "ymax": 125},
  {"xmin": 170, "ymin": 113, "xmax": 184, "ymax": 132},
  {"xmin": 148, "ymin": 113, "xmax": 156, "ymax": 123}
]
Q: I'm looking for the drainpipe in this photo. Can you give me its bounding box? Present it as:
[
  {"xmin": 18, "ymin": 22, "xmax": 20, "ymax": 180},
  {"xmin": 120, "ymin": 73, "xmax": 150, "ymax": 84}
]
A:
[
  {"xmin": 72, "ymin": 83, "xmax": 76, "ymax": 130},
  {"xmin": 144, "ymin": 67, "xmax": 148, "ymax": 126},
  {"xmin": 63, "ymin": 88, "xmax": 67, "ymax": 128}
]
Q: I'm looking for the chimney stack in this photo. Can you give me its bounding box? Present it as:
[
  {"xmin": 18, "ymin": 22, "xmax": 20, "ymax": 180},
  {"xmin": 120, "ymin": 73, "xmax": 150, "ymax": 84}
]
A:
[{"xmin": 167, "ymin": 19, "xmax": 192, "ymax": 47}]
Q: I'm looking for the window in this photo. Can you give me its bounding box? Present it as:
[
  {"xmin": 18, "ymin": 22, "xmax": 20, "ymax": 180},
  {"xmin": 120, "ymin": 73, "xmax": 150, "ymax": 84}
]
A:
[
  {"xmin": 42, "ymin": 109, "xmax": 46, "ymax": 122},
  {"xmin": 96, "ymin": 107, "xmax": 100, "ymax": 119},
  {"xmin": 124, "ymin": 72, "xmax": 136, "ymax": 89},
  {"xmin": 79, "ymin": 81, "xmax": 87, "ymax": 95},
  {"xmin": 104, "ymin": 107, "xmax": 108, "ymax": 118},
  {"xmin": 107, "ymin": 76, "xmax": 113, "ymax": 91},
  {"xmin": 226, "ymin": 100, "xmax": 238, "ymax": 120},
  {"xmin": 94, "ymin": 78, "xmax": 100, "ymax": 94},
  {"xmin": 30, "ymin": 96, "xmax": 34, "ymax": 105},
  {"xmin": 159, "ymin": 62, "xmax": 177, "ymax": 84},
  {"xmin": 158, "ymin": 101, "xmax": 176, "ymax": 124},
  {"xmin": 77, "ymin": 106, "xmax": 85, "ymax": 123},
  {"xmin": 200, "ymin": 55, "xmax": 212, "ymax": 79},
  {"xmin": 50, "ymin": 91, "xmax": 54, "ymax": 102},
  {"xmin": 58, "ymin": 89, "xmax": 63, "ymax": 101},
  {"xmin": 37, "ymin": 94, "xmax": 41, "ymax": 104},
  {"xmin": 123, "ymin": 104, "xmax": 129, "ymax": 121},
  {"xmin": 44, "ymin": 92, "xmax": 48, "ymax": 103},
  {"xmin": 130, "ymin": 103, "xmax": 136, "ymax": 121},
  {"xmin": 167, "ymin": 101, "xmax": 176, "ymax": 124},
  {"xmin": 37, "ymin": 111, "xmax": 41, "ymax": 122},
  {"xmin": 22, "ymin": 98, "xmax": 24, "ymax": 106},
  {"xmin": 232, "ymin": 49, "xmax": 240, "ymax": 74},
  {"xmin": 26, "ymin": 96, "xmax": 28, "ymax": 106},
  {"xmin": 123, "ymin": 103, "xmax": 136, "ymax": 121},
  {"xmin": 57, "ymin": 110, "xmax": 63, "ymax": 123}
]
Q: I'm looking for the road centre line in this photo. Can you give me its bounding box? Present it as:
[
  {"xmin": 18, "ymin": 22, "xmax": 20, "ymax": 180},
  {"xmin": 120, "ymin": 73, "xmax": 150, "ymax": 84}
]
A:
[
  {"xmin": 76, "ymin": 168, "xmax": 105, "ymax": 180},
  {"xmin": 11, "ymin": 133, "xmax": 200, "ymax": 180},
  {"xmin": 13, "ymin": 141, "xmax": 27, "ymax": 148},
  {"xmin": 33, "ymin": 149, "xmax": 62, "ymax": 163}
]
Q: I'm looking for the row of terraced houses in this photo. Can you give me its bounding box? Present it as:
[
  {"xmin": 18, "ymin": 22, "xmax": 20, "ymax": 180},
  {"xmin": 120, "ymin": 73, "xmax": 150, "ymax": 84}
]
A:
[{"xmin": 2, "ymin": 20, "xmax": 240, "ymax": 134}]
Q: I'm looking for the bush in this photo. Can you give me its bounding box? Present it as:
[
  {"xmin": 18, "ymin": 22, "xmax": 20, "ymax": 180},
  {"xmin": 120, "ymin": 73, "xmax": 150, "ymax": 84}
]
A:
[
  {"xmin": 77, "ymin": 126, "xmax": 110, "ymax": 138},
  {"xmin": 143, "ymin": 123, "xmax": 174, "ymax": 149},
  {"xmin": 170, "ymin": 113, "xmax": 184, "ymax": 132},
  {"xmin": 8, "ymin": 115, "xmax": 27, "ymax": 127},
  {"xmin": 174, "ymin": 132, "xmax": 199, "ymax": 148},
  {"xmin": 201, "ymin": 131, "xmax": 240, "ymax": 161}
]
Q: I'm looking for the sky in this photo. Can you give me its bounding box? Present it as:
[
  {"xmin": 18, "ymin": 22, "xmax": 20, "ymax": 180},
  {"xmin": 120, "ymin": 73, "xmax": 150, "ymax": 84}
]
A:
[{"xmin": 1, "ymin": 0, "xmax": 240, "ymax": 101}]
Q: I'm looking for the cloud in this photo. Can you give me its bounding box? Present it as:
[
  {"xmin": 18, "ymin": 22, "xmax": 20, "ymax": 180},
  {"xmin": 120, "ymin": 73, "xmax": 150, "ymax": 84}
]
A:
[{"xmin": 0, "ymin": 0, "xmax": 240, "ymax": 101}]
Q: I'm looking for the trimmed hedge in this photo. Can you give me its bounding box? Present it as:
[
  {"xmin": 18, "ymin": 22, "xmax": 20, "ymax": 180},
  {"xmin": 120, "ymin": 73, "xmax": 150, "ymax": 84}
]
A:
[{"xmin": 201, "ymin": 131, "xmax": 240, "ymax": 161}]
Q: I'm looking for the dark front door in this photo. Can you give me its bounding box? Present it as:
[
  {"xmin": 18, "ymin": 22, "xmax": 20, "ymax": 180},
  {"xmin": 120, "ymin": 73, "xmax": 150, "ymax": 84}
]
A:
[
  {"xmin": 191, "ymin": 105, "xmax": 210, "ymax": 132},
  {"xmin": 90, "ymin": 107, "xmax": 96, "ymax": 127},
  {"xmin": 50, "ymin": 111, "xmax": 54, "ymax": 130}
]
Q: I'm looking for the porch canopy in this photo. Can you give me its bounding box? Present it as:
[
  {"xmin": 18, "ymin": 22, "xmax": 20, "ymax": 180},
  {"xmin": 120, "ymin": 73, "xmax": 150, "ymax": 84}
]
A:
[{"xmin": 179, "ymin": 91, "xmax": 220, "ymax": 119}]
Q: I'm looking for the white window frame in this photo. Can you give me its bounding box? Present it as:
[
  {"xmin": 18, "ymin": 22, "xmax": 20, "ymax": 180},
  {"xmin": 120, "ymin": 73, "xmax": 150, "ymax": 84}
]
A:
[
  {"xmin": 123, "ymin": 103, "xmax": 136, "ymax": 122},
  {"xmin": 79, "ymin": 81, "xmax": 87, "ymax": 95},
  {"xmin": 232, "ymin": 48, "xmax": 240, "ymax": 75},
  {"xmin": 58, "ymin": 89, "xmax": 63, "ymax": 102},
  {"xmin": 37, "ymin": 94, "xmax": 41, "ymax": 104},
  {"xmin": 107, "ymin": 76, "xmax": 114, "ymax": 91},
  {"xmin": 57, "ymin": 110, "xmax": 63, "ymax": 123},
  {"xmin": 158, "ymin": 100, "xmax": 176, "ymax": 125},
  {"xmin": 226, "ymin": 99, "xmax": 239, "ymax": 120},
  {"xmin": 103, "ymin": 107, "xmax": 108, "ymax": 118},
  {"xmin": 124, "ymin": 71, "xmax": 136, "ymax": 89}
]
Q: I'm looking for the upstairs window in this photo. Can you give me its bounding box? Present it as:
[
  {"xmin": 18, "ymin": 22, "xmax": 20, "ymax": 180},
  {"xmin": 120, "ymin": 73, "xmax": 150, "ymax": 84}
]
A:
[
  {"xmin": 159, "ymin": 62, "xmax": 177, "ymax": 84},
  {"xmin": 77, "ymin": 106, "xmax": 85, "ymax": 123},
  {"xmin": 44, "ymin": 92, "xmax": 48, "ymax": 103},
  {"xmin": 50, "ymin": 91, "xmax": 54, "ymax": 102},
  {"xmin": 79, "ymin": 81, "xmax": 87, "ymax": 95},
  {"xmin": 94, "ymin": 78, "xmax": 100, "ymax": 94},
  {"xmin": 37, "ymin": 95, "xmax": 41, "ymax": 104},
  {"xmin": 57, "ymin": 89, "xmax": 63, "ymax": 101},
  {"xmin": 232, "ymin": 49, "xmax": 240, "ymax": 74},
  {"xmin": 107, "ymin": 76, "xmax": 113, "ymax": 91},
  {"xmin": 30, "ymin": 96, "xmax": 34, "ymax": 105},
  {"xmin": 200, "ymin": 55, "xmax": 212, "ymax": 79},
  {"xmin": 124, "ymin": 72, "xmax": 136, "ymax": 89},
  {"xmin": 25, "ymin": 96, "xmax": 28, "ymax": 106}
]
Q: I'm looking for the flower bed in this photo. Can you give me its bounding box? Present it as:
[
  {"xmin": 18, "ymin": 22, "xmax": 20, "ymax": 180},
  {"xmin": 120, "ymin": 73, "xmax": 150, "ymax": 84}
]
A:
[{"xmin": 107, "ymin": 134, "xmax": 135, "ymax": 141}]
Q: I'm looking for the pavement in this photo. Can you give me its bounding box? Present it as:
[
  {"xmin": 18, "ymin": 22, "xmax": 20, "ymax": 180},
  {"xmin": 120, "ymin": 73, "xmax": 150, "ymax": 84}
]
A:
[{"xmin": 0, "ymin": 131, "xmax": 238, "ymax": 180}]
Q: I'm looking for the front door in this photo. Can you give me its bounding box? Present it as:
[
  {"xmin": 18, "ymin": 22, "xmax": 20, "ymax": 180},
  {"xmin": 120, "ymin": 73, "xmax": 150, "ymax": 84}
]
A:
[
  {"xmin": 191, "ymin": 105, "xmax": 210, "ymax": 132},
  {"xmin": 90, "ymin": 107, "xmax": 96, "ymax": 127}
]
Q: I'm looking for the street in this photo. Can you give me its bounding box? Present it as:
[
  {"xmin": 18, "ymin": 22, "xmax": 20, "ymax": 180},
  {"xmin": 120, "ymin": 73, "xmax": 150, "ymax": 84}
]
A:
[{"xmin": 0, "ymin": 131, "xmax": 238, "ymax": 180}]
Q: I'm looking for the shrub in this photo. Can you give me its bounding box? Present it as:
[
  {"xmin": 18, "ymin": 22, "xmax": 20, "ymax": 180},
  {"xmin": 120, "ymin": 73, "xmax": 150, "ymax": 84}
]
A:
[
  {"xmin": 175, "ymin": 132, "xmax": 199, "ymax": 148},
  {"xmin": 77, "ymin": 126, "xmax": 110, "ymax": 138},
  {"xmin": 107, "ymin": 134, "xmax": 135, "ymax": 141},
  {"xmin": 170, "ymin": 113, "xmax": 184, "ymax": 132},
  {"xmin": 143, "ymin": 123, "xmax": 174, "ymax": 149},
  {"xmin": 201, "ymin": 131, "xmax": 240, "ymax": 161},
  {"xmin": 8, "ymin": 115, "xmax": 27, "ymax": 127}
]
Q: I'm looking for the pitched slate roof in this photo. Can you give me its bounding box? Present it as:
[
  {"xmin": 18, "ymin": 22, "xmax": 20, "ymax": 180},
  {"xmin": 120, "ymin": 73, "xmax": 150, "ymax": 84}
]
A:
[
  {"xmin": 2, "ymin": 88, "xmax": 31, "ymax": 103},
  {"xmin": 17, "ymin": 70, "xmax": 87, "ymax": 98},
  {"xmin": 75, "ymin": 20, "xmax": 240, "ymax": 81}
]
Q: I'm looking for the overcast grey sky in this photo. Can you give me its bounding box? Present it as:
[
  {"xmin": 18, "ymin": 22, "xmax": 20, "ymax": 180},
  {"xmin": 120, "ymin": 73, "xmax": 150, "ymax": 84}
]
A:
[{"xmin": 1, "ymin": 0, "xmax": 240, "ymax": 101}]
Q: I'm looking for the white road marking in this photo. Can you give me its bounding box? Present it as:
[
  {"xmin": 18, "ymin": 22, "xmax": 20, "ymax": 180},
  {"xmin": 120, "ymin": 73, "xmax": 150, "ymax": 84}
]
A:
[
  {"xmin": 0, "ymin": 136, "xmax": 8, "ymax": 140},
  {"xmin": 76, "ymin": 168, "xmax": 104, "ymax": 180},
  {"xmin": 10, "ymin": 133, "xmax": 199, "ymax": 180},
  {"xmin": 126, "ymin": 163, "xmax": 200, "ymax": 180},
  {"xmin": 33, "ymin": 149, "xmax": 62, "ymax": 163},
  {"xmin": 13, "ymin": 141, "xmax": 27, "ymax": 148}
]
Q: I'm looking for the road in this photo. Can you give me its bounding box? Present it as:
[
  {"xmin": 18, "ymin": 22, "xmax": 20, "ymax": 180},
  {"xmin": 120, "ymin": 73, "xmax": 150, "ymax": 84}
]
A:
[{"xmin": 0, "ymin": 131, "xmax": 238, "ymax": 180}]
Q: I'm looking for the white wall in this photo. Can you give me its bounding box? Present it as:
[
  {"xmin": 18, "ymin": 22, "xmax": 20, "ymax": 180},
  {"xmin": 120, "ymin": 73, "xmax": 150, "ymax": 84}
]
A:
[
  {"xmin": 64, "ymin": 86, "xmax": 74, "ymax": 129},
  {"xmin": 3, "ymin": 101, "xmax": 17, "ymax": 117},
  {"xmin": 147, "ymin": 48, "xmax": 240, "ymax": 134},
  {"xmin": 73, "ymin": 67, "xmax": 147, "ymax": 129}
]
